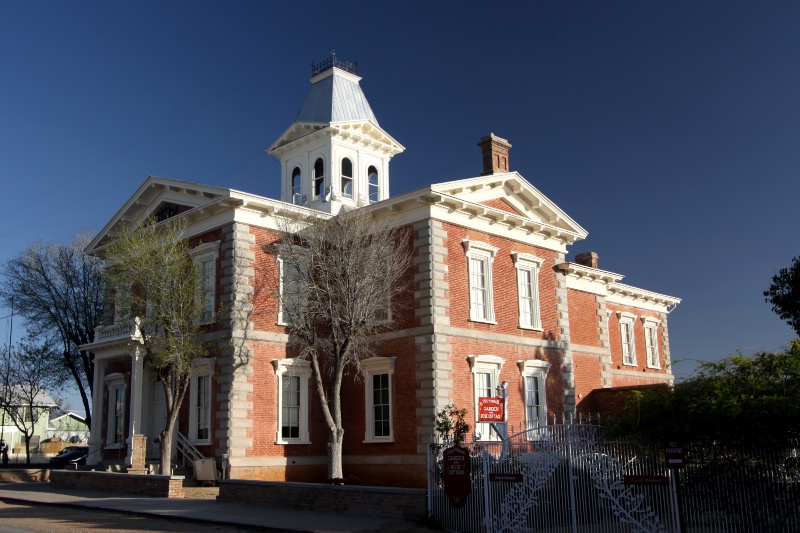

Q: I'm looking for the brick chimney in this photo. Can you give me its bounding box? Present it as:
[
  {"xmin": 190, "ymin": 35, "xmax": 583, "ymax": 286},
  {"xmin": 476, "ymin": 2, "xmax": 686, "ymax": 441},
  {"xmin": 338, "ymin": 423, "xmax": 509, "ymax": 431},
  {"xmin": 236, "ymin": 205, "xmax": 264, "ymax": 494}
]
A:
[
  {"xmin": 477, "ymin": 134, "xmax": 512, "ymax": 176},
  {"xmin": 575, "ymin": 252, "xmax": 599, "ymax": 269}
]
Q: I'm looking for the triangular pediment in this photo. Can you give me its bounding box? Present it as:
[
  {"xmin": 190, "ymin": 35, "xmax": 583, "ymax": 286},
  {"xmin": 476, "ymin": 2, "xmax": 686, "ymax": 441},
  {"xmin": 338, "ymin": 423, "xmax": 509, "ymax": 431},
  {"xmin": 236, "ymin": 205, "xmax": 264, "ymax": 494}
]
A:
[
  {"xmin": 86, "ymin": 176, "xmax": 233, "ymax": 253},
  {"xmin": 430, "ymin": 172, "xmax": 588, "ymax": 237}
]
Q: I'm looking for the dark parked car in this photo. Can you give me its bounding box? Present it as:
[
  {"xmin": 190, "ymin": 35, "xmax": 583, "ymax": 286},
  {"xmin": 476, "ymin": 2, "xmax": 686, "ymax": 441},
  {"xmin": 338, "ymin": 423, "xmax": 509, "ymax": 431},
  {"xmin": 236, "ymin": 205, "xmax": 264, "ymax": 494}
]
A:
[
  {"xmin": 49, "ymin": 450, "xmax": 87, "ymax": 468},
  {"xmin": 53, "ymin": 445, "xmax": 88, "ymax": 458}
]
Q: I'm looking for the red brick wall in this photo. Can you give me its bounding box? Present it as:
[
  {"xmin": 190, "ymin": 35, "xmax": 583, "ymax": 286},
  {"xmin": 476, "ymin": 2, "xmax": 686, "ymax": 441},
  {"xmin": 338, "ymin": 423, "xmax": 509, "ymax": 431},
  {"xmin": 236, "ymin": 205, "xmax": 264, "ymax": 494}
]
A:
[
  {"xmin": 442, "ymin": 222, "xmax": 560, "ymax": 339},
  {"xmin": 606, "ymin": 303, "xmax": 665, "ymax": 377},
  {"xmin": 568, "ymin": 290, "xmax": 601, "ymax": 347},
  {"xmin": 573, "ymin": 352, "xmax": 603, "ymax": 412}
]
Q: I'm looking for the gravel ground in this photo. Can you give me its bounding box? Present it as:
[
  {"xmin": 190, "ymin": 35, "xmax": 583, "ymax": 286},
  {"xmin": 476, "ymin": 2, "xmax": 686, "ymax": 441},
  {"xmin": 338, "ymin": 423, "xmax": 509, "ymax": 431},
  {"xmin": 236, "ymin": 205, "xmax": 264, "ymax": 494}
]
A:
[{"xmin": 0, "ymin": 500, "xmax": 269, "ymax": 533}]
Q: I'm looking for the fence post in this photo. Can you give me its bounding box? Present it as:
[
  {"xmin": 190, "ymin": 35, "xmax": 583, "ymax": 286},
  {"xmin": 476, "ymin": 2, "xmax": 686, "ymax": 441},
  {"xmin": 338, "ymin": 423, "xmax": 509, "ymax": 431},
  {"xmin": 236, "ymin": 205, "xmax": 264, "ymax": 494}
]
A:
[{"xmin": 482, "ymin": 445, "xmax": 494, "ymax": 533}]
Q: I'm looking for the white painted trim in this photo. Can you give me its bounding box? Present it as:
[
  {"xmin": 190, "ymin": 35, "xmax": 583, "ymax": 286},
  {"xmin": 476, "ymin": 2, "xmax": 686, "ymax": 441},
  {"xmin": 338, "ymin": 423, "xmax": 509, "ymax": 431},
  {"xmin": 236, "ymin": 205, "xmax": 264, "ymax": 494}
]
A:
[
  {"xmin": 361, "ymin": 357, "xmax": 396, "ymax": 443},
  {"xmin": 271, "ymin": 358, "xmax": 312, "ymax": 445}
]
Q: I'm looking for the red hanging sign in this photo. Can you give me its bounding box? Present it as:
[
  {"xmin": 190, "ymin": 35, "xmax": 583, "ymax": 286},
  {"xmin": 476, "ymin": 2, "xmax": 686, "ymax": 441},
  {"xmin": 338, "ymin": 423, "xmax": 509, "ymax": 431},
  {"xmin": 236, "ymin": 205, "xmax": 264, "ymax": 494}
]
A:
[{"xmin": 478, "ymin": 397, "xmax": 504, "ymax": 422}]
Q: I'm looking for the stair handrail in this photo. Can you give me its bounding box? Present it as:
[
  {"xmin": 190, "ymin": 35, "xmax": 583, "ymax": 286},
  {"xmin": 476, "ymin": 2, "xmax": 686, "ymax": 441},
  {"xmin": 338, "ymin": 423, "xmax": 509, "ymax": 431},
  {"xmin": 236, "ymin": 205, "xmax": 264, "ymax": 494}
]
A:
[{"xmin": 175, "ymin": 431, "xmax": 204, "ymax": 466}]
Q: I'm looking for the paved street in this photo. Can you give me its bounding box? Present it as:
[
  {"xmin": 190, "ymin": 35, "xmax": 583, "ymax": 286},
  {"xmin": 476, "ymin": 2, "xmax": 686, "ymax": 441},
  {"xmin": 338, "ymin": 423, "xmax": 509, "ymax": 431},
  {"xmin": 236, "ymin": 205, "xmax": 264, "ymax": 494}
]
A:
[{"xmin": 0, "ymin": 500, "xmax": 267, "ymax": 533}]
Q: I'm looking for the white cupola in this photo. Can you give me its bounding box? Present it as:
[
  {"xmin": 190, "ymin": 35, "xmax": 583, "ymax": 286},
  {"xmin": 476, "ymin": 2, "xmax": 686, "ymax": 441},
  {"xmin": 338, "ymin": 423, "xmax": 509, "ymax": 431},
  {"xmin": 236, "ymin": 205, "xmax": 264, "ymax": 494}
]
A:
[{"xmin": 267, "ymin": 54, "xmax": 404, "ymax": 214}]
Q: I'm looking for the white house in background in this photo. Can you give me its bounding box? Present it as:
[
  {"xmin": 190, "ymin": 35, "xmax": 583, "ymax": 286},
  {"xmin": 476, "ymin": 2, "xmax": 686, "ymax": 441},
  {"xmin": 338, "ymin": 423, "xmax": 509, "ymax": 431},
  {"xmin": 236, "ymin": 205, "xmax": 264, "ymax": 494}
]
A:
[{"xmin": 48, "ymin": 410, "xmax": 89, "ymax": 443}]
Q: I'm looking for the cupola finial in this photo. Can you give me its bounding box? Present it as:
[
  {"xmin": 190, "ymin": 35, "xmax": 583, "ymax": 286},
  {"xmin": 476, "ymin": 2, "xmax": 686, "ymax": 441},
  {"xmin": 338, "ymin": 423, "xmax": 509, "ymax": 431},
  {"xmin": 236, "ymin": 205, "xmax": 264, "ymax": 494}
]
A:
[{"xmin": 311, "ymin": 51, "xmax": 358, "ymax": 77}]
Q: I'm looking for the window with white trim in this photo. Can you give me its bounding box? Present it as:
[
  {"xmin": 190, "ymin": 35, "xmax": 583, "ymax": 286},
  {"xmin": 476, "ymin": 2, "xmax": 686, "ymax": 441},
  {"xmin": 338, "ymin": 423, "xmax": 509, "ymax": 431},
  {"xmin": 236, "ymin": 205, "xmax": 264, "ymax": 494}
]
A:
[
  {"xmin": 519, "ymin": 360, "xmax": 550, "ymax": 430},
  {"xmin": 291, "ymin": 167, "xmax": 302, "ymax": 204},
  {"xmin": 361, "ymin": 357, "xmax": 396, "ymax": 442},
  {"xmin": 189, "ymin": 358, "xmax": 215, "ymax": 445},
  {"xmin": 313, "ymin": 158, "xmax": 325, "ymax": 199},
  {"xmin": 341, "ymin": 158, "xmax": 353, "ymax": 198},
  {"xmin": 367, "ymin": 166, "xmax": 379, "ymax": 203},
  {"xmin": 104, "ymin": 373, "xmax": 128, "ymax": 447},
  {"xmin": 643, "ymin": 318, "xmax": 660, "ymax": 369},
  {"xmin": 192, "ymin": 242, "xmax": 220, "ymax": 324},
  {"xmin": 464, "ymin": 240, "xmax": 499, "ymax": 323},
  {"xmin": 618, "ymin": 312, "xmax": 637, "ymax": 366},
  {"xmin": 272, "ymin": 358, "xmax": 311, "ymax": 444},
  {"xmin": 113, "ymin": 283, "xmax": 131, "ymax": 324},
  {"xmin": 512, "ymin": 252, "xmax": 543, "ymax": 330},
  {"xmin": 469, "ymin": 355, "xmax": 504, "ymax": 441}
]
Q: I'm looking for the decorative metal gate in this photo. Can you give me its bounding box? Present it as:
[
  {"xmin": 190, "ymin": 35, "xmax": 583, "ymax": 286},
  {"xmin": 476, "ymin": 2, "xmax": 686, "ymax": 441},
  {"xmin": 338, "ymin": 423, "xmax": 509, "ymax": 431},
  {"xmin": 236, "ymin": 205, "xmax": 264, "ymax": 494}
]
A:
[{"xmin": 429, "ymin": 423, "xmax": 680, "ymax": 533}]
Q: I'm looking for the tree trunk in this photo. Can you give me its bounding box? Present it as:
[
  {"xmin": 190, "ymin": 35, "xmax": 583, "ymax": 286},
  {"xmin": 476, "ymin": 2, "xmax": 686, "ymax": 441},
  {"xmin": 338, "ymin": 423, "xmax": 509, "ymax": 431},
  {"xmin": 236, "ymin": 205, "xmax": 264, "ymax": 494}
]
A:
[
  {"xmin": 328, "ymin": 430, "xmax": 344, "ymax": 479},
  {"xmin": 159, "ymin": 411, "xmax": 179, "ymax": 476},
  {"xmin": 24, "ymin": 434, "xmax": 31, "ymax": 465}
]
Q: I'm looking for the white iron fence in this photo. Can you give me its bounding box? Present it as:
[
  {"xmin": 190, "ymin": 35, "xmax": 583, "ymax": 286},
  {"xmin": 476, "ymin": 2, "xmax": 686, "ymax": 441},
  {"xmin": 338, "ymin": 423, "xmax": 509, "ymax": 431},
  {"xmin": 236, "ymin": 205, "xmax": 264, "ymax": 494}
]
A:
[{"xmin": 429, "ymin": 422, "xmax": 800, "ymax": 532}]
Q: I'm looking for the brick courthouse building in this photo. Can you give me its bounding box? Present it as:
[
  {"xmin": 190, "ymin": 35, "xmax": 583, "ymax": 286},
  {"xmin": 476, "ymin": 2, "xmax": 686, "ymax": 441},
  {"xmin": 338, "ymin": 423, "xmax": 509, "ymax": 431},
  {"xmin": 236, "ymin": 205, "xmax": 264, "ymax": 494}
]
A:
[{"xmin": 82, "ymin": 59, "xmax": 680, "ymax": 487}]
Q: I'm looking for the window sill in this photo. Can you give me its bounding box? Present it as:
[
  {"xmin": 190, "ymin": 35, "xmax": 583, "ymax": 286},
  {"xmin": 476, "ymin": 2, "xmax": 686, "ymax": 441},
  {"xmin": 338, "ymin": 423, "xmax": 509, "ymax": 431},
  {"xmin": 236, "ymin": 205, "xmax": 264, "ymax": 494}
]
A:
[
  {"xmin": 105, "ymin": 442, "xmax": 125, "ymax": 450},
  {"xmin": 519, "ymin": 325, "xmax": 543, "ymax": 332},
  {"xmin": 363, "ymin": 438, "xmax": 395, "ymax": 444},
  {"xmin": 469, "ymin": 317, "xmax": 497, "ymax": 325},
  {"xmin": 275, "ymin": 439, "xmax": 310, "ymax": 445},
  {"xmin": 190, "ymin": 439, "xmax": 212, "ymax": 447},
  {"xmin": 646, "ymin": 365, "xmax": 661, "ymax": 370},
  {"xmin": 622, "ymin": 362, "xmax": 638, "ymax": 367}
]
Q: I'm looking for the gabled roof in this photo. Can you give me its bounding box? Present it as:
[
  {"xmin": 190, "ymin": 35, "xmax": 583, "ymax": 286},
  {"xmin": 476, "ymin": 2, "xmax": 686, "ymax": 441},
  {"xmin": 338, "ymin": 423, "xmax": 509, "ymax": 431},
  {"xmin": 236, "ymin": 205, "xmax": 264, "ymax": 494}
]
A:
[
  {"xmin": 86, "ymin": 176, "xmax": 234, "ymax": 253},
  {"xmin": 0, "ymin": 387, "xmax": 57, "ymax": 408},
  {"xmin": 427, "ymin": 173, "xmax": 587, "ymax": 237}
]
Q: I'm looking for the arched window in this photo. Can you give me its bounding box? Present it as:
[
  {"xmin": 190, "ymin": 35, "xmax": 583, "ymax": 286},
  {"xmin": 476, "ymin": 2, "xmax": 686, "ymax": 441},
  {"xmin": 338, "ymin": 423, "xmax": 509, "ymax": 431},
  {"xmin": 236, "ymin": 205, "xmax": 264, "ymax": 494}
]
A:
[
  {"xmin": 368, "ymin": 166, "xmax": 379, "ymax": 203},
  {"xmin": 291, "ymin": 167, "xmax": 302, "ymax": 204},
  {"xmin": 313, "ymin": 158, "xmax": 325, "ymax": 199},
  {"xmin": 341, "ymin": 158, "xmax": 353, "ymax": 198}
]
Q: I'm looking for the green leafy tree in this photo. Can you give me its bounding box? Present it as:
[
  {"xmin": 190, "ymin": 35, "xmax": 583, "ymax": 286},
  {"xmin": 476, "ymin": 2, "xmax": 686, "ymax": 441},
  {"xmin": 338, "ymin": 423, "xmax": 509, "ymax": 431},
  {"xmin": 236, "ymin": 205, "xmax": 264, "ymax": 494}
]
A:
[
  {"xmin": 765, "ymin": 255, "xmax": 800, "ymax": 336},
  {"xmin": 433, "ymin": 404, "xmax": 470, "ymax": 448},
  {"xmin": 102, "ymin": 218, "xmax": 207, "ymax": 475},
  {"xmin": 609, "ymin": 341, "xmax": 800, "ymax": 451}
]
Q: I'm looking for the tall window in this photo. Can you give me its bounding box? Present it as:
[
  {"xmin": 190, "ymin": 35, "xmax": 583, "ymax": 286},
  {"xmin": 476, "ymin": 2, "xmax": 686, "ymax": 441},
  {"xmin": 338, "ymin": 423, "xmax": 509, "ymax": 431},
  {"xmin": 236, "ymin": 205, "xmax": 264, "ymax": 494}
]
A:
[
  {"xmin": 192, "ymin": 242, "xmax": 219, "ymax": 324},
  {"xmin": 512, "ymin": 252, "xmax": 543, "ymax": 330},
  {"xmin": 618, "ymin": 312, "xmax": 637, "ymax": 366},
  {"xmin": 643, "ymin": 318, "xmax": 660, "ymax": 368},
  {"xmin": 464, "ymin": 240, "xmax": 498, "ymax": 323},
  {"xmin": 104, "ymin": 373, "xmax": 127, "ymax": 447},
  {"xmin": 272, "ymin": 359, "xmax": 311, "ymax": 444},
  {"xmin": 341, "ymin": 158, "xmax": 353, "ymax": 198},
  {"xmin": 277, "ymin": 256, "xmax": 303, "ymax": 326},
  {"xmin": 361, "ymin": 357, "xmax": 395, "ymax": 442},
  {"xmin": 469, "ymin": 355, "xmax": 504, "ymax": 441},
  {"xmin": 520, "ymin": 360, "xmax": 550, "ymax": 431},
  {"xmin": 114, "ymin": 283, "xmax": 131, "ymax": 324},
  {"xmin": 189, "ymin": 359, "xmax": 214, "ymax": 445},
  {"xmin": 313, "ymin": 158, "xmax": 325, "ymax": 199},
  {"xmin": 291, "ymin": 167, "xmax": 302, "ymax": 204},
  {"xmin": 368, "ymin": 166, "xmax": 379, "ymax": 203}
]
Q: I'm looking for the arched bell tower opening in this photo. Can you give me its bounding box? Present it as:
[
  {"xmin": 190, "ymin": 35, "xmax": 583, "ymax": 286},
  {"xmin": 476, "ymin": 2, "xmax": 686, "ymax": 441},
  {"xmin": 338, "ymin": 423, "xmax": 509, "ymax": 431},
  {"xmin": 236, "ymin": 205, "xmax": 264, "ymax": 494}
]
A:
[{"xmin": 267, "ymin": 53, "xmax": 405, "ymax": 214}]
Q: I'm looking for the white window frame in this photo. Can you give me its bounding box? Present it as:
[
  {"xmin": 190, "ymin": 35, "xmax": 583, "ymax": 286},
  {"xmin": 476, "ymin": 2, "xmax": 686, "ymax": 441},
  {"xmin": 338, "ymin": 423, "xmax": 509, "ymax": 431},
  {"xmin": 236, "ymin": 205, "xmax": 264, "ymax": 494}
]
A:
[
  {"xmin": 272, "ymin": 358, "xmax": 311, "ymax": 445},
  {"xmin": 104, "ymin": 373, "xmax": 128, "ymax": 449},
  {"xmin": 313, "ymin": 157, "xmax": 325, "ymax": 200},
  {"xmin": 519, "ymin": 360, "xmax": 550, "ymax": 431},
  {"xmin": 191, "ymin": 242, "xmax": 220, "ymax": 325},
  {"xmin": 617, "ymin": 312, "xmax": 637, "ymax": 366},
  {"xmin": 468, "ymin": 354, "xmax": 504, "ymax": 441},
  {"xmin": 464, "ymin": 240, "xmax": 499, "ymax": 324},
  {"xmin": 361, "ymin": 356, "xmax": 396, "ymax": 443},
  {"xmin": 512, "ymin": 252, "xmax": 543, "ymax": 330},
  {"xmin": 642, "ymin": 317, "xmax": 661, "ymax": 369},
  {"xmin": 189, "ymin": 358, "xmax": 215, "ymax": 446}
]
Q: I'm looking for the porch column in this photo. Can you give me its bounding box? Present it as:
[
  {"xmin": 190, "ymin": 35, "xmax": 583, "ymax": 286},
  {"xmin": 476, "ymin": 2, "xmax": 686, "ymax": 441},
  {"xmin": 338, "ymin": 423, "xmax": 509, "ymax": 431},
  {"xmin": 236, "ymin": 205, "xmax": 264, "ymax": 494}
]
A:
[
  {"xmin": 125, "ymin": 345, "xmax": 145, "ymax": 466},
  {"xmin": 87, "ymin": 358, "xmax": 107, "ymax": 466}
]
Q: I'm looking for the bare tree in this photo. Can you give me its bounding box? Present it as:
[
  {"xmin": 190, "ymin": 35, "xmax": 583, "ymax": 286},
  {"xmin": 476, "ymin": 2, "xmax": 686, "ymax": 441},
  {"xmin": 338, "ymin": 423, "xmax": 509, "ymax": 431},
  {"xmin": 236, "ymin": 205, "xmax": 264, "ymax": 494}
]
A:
[
  {"xmin": 0, "ymin": 338, "xmax": 64, "ymax": 464},
  {"xmin": 0, "ymin": 234, "xmax": 104, "ymax": 428},
  {"xmin": 102, "ymin": 217, "xmax": 207, "ymax": 475},
  {"xmin": 267, "ymin": 208, "xmax": 413, "ymax": 479}
]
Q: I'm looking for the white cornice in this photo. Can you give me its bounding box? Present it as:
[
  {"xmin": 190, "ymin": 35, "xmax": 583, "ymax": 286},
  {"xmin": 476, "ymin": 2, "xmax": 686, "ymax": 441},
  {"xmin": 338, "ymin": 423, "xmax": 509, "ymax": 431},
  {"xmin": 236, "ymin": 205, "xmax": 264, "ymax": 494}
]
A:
[
  {"xmin": 267, "ymin": 121, "xmax": 404, "ymax": 158},
  {"xmin": 606, "ymin": 282, "xmax": 681, "ymax": 313},
  {"xmin": 556, "ymin": 262, "xmax": 624, "ymax": 295}
]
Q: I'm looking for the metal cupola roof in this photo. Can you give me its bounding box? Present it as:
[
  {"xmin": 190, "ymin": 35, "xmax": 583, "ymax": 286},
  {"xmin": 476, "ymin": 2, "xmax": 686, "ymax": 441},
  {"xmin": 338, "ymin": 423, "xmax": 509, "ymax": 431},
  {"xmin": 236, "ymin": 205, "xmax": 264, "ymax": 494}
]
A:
[{"xmin": 295, "ymin": 53, "xmax": 379, "ymax": 125}]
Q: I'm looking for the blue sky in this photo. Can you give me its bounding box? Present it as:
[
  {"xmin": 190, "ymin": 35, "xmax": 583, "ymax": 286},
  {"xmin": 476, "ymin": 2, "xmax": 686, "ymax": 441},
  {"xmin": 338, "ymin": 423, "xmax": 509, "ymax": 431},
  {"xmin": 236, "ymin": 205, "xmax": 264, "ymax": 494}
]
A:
[{"xmin": 1, "ymin": 1, "xmax": 798, "ymax": 406}]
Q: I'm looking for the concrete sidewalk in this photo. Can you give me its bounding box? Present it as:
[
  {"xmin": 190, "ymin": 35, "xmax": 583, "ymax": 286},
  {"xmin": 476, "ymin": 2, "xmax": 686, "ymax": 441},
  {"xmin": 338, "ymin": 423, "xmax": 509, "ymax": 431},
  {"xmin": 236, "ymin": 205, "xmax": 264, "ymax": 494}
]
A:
[{"xmin": 0, "ymin": 482, "xmax": 438, "ymax": 533}]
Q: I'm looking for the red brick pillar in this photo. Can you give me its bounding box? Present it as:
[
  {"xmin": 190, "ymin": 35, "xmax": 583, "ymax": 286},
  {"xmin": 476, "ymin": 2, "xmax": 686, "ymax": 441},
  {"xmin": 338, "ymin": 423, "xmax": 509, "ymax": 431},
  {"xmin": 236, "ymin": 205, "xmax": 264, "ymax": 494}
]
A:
[{"xmin": 127, "ymin": 434, "xmax": 148, "ymax": 474}]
